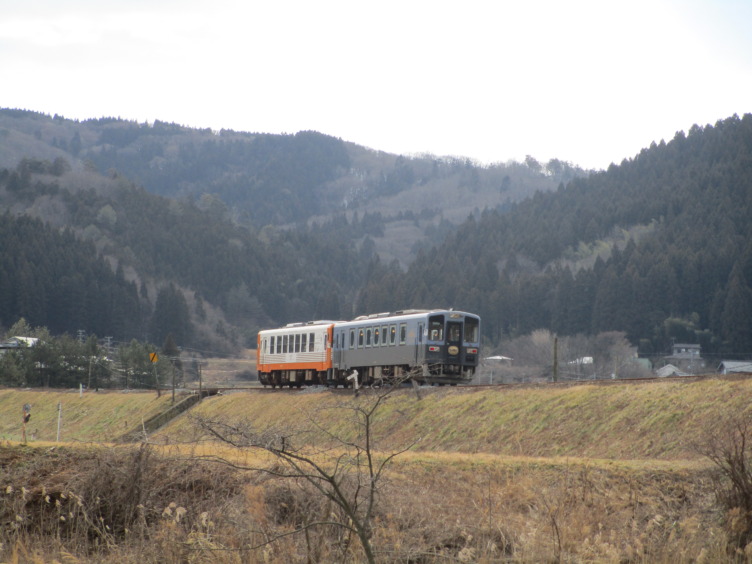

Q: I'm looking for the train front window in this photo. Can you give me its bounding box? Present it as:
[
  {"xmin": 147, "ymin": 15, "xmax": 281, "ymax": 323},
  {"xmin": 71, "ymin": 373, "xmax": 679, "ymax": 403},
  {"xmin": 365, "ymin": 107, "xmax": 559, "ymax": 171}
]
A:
[
  {"xmin": 428, "ymin": 315, "xmax": 444, "ymax": 341},
  {"xmin": 464, "ymin": 318, "xmax": 479, "ymax": 342},
  {"xmin": 448, "ymin": 323, "xmax": 461, "ymax": 342}
]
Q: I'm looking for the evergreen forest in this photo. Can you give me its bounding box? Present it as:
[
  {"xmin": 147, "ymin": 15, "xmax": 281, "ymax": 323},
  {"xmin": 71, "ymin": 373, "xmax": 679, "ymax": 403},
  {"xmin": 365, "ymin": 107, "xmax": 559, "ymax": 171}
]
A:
[{"xmin": 1, "ymin": 108, "xmax": 751, "ymax": 368}]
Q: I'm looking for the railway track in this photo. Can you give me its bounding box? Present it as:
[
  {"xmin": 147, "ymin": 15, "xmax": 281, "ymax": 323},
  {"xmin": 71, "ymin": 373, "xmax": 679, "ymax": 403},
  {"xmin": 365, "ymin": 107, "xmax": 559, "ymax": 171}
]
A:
[{"xmin": 187, "ymin": 371, "xmax": 752, "ymax": 396}]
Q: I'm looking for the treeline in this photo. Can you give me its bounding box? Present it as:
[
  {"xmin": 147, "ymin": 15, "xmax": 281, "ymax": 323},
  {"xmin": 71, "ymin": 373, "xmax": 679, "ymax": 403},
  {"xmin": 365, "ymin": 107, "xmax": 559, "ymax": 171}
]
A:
[
  {"xmin": 357, "ymin": 114, "xmax": 752, "ymax": 358},
  {"xmin": 0, "ymin": 319, "xmax": 191, "ymax": 389}
]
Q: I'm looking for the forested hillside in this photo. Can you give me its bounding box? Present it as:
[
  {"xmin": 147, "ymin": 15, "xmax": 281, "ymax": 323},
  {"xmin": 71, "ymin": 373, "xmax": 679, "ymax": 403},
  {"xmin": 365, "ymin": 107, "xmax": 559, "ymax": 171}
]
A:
[
  {"xmin": 0, "ymin": 158, "xmax": 370, "ymax": 348},
  {"xmin": 2, "ymin": 108, "xmax": 751, "ymax": 364},
  {"xmin": 0, "ymin": 109, "xmax": 578, "ymax": 266},
  {"xmin": 358, "ymin": 114, "xmax": 752, "ymax": 359}
]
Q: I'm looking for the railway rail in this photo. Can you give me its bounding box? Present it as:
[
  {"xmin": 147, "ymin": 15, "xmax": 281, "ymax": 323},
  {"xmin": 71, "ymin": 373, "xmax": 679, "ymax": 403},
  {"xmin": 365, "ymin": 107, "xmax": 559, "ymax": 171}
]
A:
[{"xmin": 186, "ymin": 371, "xmax": 752, "ymax": 396}]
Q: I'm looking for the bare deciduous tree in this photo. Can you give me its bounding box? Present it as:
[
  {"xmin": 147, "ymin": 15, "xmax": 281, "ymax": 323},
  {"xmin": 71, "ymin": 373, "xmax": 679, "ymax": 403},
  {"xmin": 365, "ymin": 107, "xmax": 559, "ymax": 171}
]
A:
[{"xmin": 193, "ymin": 382, "xmax": 417, "ymax": 563}]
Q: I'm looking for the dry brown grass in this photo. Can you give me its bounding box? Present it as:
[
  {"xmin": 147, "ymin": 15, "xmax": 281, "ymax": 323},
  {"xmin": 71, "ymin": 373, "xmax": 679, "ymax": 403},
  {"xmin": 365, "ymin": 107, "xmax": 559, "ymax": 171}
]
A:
[
  {"xmin": 0, "ymin": 441, "xmax": 733, "ymax": 563},
  {"xmin": 3, "ymin": 378, "xmax": 752, "ymax": 562}
]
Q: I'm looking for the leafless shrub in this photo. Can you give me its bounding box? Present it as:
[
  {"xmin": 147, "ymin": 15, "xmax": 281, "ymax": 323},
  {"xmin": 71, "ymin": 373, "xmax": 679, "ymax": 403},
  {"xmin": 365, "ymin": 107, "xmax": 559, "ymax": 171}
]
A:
[
  {"xmin": 696, "ymin": 413, "xmax": 752, "ymax": 553},
  {"xmin": 193, "ymin": 382, "xmax": 417, "ymax": 564}
]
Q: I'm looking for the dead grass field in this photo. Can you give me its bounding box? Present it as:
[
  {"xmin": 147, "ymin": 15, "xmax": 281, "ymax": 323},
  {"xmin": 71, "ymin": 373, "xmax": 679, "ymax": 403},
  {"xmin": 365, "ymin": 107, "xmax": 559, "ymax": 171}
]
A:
[{"xmin": 2, "ymin": 376, "xmax": 751, "ymax": 562}]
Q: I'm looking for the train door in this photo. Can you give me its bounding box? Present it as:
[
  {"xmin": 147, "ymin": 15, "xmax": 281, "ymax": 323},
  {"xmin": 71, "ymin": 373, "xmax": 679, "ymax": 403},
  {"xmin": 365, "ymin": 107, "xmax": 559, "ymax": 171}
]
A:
[
  {"xmin": 415, "ymin": 321, "xmax": 425, "ymax": 366},
  {"xmin": 333, "ymin": 329, "xmax": 343, "ymax": 367},
  {"xmin": 446, "ymin": 320, "xmax": 463, "ymax": 364}
]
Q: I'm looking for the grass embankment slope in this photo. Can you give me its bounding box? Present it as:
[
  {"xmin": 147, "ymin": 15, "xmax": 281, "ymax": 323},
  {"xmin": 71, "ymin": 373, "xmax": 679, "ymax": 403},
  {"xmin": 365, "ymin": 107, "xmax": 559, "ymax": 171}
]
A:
[
  {"xmin": 156, "ymin": 375, "xmax": 751, "ymax": 462},
  {"xmin": 0, "ymin": 389, "xmax": 173, "ymax": 443},
  {"xmin": 1, "ymin": 378, "xmax": 748, "ymax": 562}
]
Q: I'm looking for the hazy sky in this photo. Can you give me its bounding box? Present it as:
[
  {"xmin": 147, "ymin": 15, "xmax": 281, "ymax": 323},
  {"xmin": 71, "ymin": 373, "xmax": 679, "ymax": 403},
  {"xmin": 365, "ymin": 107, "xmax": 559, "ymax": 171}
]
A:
[{"xmin": 2, "ymin": 0, "xmax": 751, "ymax": 169}]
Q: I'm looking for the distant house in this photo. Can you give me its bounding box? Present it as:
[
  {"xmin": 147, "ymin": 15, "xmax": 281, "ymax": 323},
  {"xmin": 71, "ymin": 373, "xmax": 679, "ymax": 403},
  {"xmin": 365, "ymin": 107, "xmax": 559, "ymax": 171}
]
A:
[
  {"xmin": 663, "ymin": 343, "xmax": 705, "ymax": 374},
  {"xmin": 0, "ymin": 336, "xmax": 39, "ymax": 356},
  {"xmin": 718, "ymin": 361, "xmax": 752, "ymax": 375},
  {"xmin": 0, "ymin": 336, "xmax": 39, "ymax": 349},
  {"xmin": 656, "ymin": 363, "xmax": 689, "ymax": 378}
]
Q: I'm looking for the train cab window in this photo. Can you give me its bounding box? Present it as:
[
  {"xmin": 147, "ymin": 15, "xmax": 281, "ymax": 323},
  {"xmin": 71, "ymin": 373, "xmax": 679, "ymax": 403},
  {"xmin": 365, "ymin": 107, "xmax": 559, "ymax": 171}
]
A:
[
  {"xmin": 358, "ymin": 329, "xmax": 364, "ymax": 348},
  {"xmin": 448, "ymin": 323, "xmax": 461, "ymax": 341},
  {"xmin": 350, "ymin": 329, "xmax": 355, "ymax": 349},
  {"xmin": 428, "ymin": 315, "xmax": 444, "ymax": 341},
  {"xmin": 399, "ymin": 323, "xmax": 407, "ymax": 345},
  {"xmin": 390, "ymin": 325, "xmax": 396, "ymax": 345},
  {"xmin": 464, "ymin": 318, "xmax": 479, "ymax": 342},
  {"xmin": 374, "ymin": 328, "xmax": 380, "ymax": 346},
  {"xmin": 381, "ymin": 325, "xmax": 388, "ymax": 346}
]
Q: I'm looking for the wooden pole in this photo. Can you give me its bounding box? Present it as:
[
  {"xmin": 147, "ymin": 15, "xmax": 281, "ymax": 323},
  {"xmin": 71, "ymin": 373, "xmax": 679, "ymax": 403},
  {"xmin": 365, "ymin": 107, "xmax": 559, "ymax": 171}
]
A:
[{"xmin": 553, "ymin": 337, "xmax": 559, "ymax": 383}]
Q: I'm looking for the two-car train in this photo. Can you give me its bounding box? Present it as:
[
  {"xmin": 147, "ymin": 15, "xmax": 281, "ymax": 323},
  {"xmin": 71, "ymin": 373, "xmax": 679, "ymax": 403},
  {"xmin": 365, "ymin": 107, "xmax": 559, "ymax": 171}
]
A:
[{"xmin": 256, "ymin": 309, "xmax": 481, "ymax": 388}]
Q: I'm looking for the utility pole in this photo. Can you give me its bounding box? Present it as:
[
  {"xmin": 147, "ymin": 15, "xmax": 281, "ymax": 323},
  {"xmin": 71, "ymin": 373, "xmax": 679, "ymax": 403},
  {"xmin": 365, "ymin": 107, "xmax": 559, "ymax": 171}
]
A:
[
  {"xmin": 56, "ymin": 402, "xmax": 62, "ymax": 442},
  {"xmin": 553, "ymin": 337, "xmax": 559, "ymax": 383},
  {"xmin": 198, "ymin": 361, "xmax": 203, "ymax": 402}
]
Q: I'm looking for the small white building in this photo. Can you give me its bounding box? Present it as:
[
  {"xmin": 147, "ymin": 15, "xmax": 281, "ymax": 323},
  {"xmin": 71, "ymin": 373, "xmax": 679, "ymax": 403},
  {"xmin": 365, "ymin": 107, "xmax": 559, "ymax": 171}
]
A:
[{"xmin": 718, "ymin": 361, "xmax": 752, "ymax": 375}]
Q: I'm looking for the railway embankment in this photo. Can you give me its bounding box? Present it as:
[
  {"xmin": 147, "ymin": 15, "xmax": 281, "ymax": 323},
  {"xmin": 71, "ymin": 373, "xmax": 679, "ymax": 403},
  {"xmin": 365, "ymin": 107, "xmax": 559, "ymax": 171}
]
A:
[
  {"xmin": 2, "ymin": 375, "xmax": 750, "ymax": 461},
  {"xmin": 153, "ymin": 374, "xmax": 752, "ymax": 461}
]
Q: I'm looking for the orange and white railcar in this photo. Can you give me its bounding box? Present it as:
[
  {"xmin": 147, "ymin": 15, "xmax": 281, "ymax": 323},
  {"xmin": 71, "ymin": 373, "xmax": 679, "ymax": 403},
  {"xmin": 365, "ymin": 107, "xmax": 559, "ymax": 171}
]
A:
[{"xmin": 256, "ymin": 320, "xmax": 336, "ymax": 388}]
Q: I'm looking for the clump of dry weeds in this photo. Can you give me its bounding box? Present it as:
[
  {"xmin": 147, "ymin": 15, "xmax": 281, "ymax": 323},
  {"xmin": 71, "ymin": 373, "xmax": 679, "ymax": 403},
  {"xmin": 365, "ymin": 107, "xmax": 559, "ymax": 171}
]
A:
[{"xmin": 0, "ymin": 444, "xmax": 734, "ymax": 563}]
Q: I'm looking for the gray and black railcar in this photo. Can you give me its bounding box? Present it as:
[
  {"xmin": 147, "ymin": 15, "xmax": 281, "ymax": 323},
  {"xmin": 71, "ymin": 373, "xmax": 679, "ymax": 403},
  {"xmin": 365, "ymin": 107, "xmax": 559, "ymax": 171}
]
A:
[{"xmin": 330, "ymin": 309, "xmax": 480, "ymax": 386}]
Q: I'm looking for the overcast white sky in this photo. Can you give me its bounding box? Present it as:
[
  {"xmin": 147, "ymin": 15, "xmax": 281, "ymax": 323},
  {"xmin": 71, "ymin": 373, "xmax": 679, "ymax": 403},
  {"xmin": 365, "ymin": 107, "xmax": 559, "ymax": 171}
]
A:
[{"xmin": 2, "ymin": 0, "xmax": 751, "ymax": 170}]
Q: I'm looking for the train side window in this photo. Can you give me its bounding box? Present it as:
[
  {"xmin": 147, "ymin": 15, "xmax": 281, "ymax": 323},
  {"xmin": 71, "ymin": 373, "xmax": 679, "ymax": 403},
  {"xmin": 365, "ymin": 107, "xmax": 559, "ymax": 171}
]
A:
[
  {"xmin": 399, "ymin": 323, "xmax": 407, "ymax": 345},
  {"xmin": 374, "ymin": 327, "xmax": 380, "ymax": 346},
  {"xmin": 294, "ymin": 334, "xmax": 299, "ymax": 353},
  {"xmin": 390, "ymin": 325, "xmax": 396, "ymax": 345},
  {"xmin": 366, "ymin": 328, "xmax": 372, "ymax": 347},
  {"xmin": 350, "ymin": 329, "xmax": 355, "ymax": 349},
  {"xmin": 358, "ymin": 329, "xmax": 364, "ymax": 347},
  {"xmin": 269, "ymin": 336, "xmax": 274, "ymax": 354},
  {"xmin": 309, "ymin": 332, "xmax": 315, "ymax": 351},
  {"xmin": 283, "ymin": 335, "xmax": 288, "ymax": 354}
]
